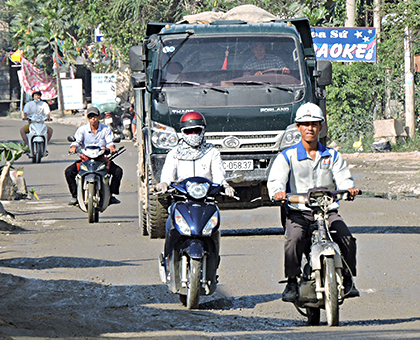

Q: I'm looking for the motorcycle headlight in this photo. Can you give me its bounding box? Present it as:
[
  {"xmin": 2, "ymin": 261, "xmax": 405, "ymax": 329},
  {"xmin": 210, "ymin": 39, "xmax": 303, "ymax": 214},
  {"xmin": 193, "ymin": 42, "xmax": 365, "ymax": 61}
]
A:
[
  {"xmin": 151, "ymin": 122, "xmax": 178, "ymax": 149},
  {"xmin": 41, "ymin": 125, "xmax": 47, "ymax": 134},
  {"xmin": 186, "ymin": 181, "xmax": 209, "ymax": 199},
  {"xmin": 174, "ymin": 209, "xmax": 191, "ymax": 236},
  {"xmin": 202, "ymin": 211, "xmax": 219, "ymax": 236},
  {"xmin": 80, "ymin": 163, "xmax": 88, "ymax": 171},
  {"xmin": 280, "ymin": 124, "xmax": 301, "ymax": 150},
  {"xmin": 29, "ymin": 126, "xmax": 37, "ymax": 134},
  {"xmin": 97, "ymin": 164, "xmax": 106, "ymax": 171}
]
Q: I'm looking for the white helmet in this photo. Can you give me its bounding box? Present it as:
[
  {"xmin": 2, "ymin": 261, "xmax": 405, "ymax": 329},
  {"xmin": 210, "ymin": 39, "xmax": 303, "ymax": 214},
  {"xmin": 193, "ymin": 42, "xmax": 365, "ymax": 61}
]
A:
[{"xmin": 295, "ymin": 103, "xmax": 324, "ymax": 123}]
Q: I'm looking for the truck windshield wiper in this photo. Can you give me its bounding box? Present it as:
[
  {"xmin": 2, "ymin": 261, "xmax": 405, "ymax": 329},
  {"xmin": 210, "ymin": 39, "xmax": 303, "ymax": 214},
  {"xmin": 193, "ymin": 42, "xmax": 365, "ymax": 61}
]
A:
[
  {"xmin": 161, "ymin": 31, "xmax": 194, "ymax": 70},
  {"xmin": 229, "ymin": 80, "xmax": 293, "ymax": 93},
  {"xmin": 161, "ymin": 81, "xmax": 229, "ymax": 94}
]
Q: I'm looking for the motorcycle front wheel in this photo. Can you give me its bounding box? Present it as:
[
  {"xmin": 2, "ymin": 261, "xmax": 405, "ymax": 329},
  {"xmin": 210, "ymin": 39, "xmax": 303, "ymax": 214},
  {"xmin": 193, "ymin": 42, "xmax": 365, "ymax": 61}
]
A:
[
  {"xmin": 33, "ymin": 142, "xmax": 44, "ymax": 163},
  {"xmin": 186, "ymin": 258, "xmax": 201, "ymax": 309},
  {"xmin": 323, "ymin": 257, "xmax": 339, "ymax": 326},
  {"xmin": 87, "ymin": 182, "xmax": 97, "ymax": 223}
]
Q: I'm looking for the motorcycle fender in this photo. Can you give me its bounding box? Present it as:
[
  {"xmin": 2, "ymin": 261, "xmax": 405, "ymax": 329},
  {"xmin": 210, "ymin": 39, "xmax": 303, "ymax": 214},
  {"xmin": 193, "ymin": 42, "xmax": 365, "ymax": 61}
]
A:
[
  {"xmin": 33, "ymin": 136, "xmax": 44, "ymax": 142},
  {"xmin": 182, "ymin": 240, "xmax": 205, "ymax": 260},
  {"xmin": 310, "ymin": 243, "xmax": 343, "ymax": 270}
]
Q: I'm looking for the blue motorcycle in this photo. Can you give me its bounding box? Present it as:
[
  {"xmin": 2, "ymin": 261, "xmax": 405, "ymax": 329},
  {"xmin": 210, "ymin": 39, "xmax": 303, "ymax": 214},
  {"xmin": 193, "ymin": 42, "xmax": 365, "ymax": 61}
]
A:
[{"xmin": 158, "ymin": 177, "xmax": 231, "ymax": 309}]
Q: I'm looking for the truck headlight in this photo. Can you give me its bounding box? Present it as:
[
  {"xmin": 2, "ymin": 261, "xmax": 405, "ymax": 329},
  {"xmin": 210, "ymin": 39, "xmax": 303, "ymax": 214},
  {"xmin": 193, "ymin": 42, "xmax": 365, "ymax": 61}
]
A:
[
  {"xmin": 151, "ymin": 122, "xmax": 178, "ymax": 149},
  {"xmin": 174, "ymin": 209, "xmax": 191, "ymax": 236},
  {"xmin": 202, "ymin": 211, "xmax": 219, "ymax": 236},
  {"xmin": 280, "ymin": 124, "xmax": 301, "ymax": 150}
]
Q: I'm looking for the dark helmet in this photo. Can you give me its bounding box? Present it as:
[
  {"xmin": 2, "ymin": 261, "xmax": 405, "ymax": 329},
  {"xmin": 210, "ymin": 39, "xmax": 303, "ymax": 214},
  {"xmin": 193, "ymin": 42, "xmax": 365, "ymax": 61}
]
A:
[
  {"xmin": 180, "ymin": 111, "xmax": 207, "ymax": 131},
  {"xmin": 32, "ymin": 90, "xmax": 42, "ymax": 98}
]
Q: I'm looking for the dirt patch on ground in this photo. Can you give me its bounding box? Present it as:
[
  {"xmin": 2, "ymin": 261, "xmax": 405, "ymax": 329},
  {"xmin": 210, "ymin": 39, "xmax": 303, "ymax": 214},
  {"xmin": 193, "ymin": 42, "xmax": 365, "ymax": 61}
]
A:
[{"xmin": 343, "ymin": 151, "xmax": 420, "ymax": 199}]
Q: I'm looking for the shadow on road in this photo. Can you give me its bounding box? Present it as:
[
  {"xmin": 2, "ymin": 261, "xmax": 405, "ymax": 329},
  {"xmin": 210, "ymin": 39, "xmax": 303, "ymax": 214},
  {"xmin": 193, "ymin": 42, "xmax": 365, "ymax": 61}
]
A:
[
  {"xmin": 0, "ymin": 271, "xmax": 418, "ymax": 338},
  {"xmin": 0, "ymin": 256, "xmax": 138, "ymax": 270}
]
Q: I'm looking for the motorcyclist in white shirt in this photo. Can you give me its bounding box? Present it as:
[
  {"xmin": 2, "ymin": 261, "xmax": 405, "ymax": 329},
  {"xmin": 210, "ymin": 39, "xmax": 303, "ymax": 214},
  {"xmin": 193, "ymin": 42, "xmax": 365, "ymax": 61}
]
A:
[
  {"xmin": 20, "ymin": 90, "xmax": 53, "ymax": 146},
  {"xmin": 156, "ymin": 111, "xmax": 235, "ymax": 197}
]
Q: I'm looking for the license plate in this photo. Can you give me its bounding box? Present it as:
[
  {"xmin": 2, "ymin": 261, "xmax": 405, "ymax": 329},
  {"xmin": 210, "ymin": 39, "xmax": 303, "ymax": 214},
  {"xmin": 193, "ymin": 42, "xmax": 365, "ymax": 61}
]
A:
[{"xmin": 222, "ymin": 160, "xmax": 254, "ymax": 171}]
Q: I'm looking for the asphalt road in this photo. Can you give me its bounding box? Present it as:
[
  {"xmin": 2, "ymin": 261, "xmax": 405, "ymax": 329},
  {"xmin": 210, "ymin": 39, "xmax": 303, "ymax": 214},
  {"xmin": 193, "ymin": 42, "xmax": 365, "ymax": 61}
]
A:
[{"xmin": 0, "ymin": 117, "xmax": 420, "ymax": 339}]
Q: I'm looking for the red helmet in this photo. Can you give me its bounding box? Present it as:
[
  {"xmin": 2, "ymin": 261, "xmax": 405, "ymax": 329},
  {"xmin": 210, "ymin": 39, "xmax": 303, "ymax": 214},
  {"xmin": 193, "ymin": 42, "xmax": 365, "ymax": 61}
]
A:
[{"xmin": 179, "ymin": 111, "xmax": 206, "ymax": 130}]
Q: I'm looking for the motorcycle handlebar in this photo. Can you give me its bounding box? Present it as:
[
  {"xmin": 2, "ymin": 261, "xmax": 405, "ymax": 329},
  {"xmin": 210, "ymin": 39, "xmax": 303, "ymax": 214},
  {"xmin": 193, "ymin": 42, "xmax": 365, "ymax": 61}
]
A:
[{"xmin": 274, "ymin": 189, "xmax": 362, "ymax": 204}]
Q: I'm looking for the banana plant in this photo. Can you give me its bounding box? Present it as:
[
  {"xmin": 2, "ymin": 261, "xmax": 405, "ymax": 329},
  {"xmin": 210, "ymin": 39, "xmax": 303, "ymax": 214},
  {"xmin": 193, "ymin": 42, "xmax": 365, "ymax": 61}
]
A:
[{"xmin": 0, "ymin": 142, "xmax": 29, "ymax": 165}]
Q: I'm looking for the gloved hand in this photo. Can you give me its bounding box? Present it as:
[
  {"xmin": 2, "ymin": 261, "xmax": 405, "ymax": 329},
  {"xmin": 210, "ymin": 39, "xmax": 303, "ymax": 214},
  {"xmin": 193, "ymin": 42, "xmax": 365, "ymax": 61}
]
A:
[
  {"xmin": 156, "ymin": 182, "xmax": 168, "ymax": 193},
  {"xmin": 224, "ymin": 185, "xmax": 235, "ymax": 197}
]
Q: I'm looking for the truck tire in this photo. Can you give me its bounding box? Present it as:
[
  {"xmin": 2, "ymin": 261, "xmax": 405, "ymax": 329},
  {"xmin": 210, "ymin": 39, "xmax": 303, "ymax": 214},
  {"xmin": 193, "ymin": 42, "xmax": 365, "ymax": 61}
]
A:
[
  {"xmin": 147, "ymin": 191, "xmax": 167, "ymax": 239},
  {"xmin": 145, "ymin": 168, "xmax": 167, "ymax": 239}
]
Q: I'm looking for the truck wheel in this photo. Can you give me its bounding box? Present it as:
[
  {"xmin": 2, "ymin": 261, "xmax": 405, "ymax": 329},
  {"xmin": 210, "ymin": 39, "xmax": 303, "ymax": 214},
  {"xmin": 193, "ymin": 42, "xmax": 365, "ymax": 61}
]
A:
[
  {"xmin": 323, "ymin": 257, "xmax": 339, "ymax": 326},
  {"xmin": 148, "ymin": 193, "xmax": 167, "ymax": 238},
  {"xmin": 146, "ymin": 169, "xmax": 167, "ymax": 239}
]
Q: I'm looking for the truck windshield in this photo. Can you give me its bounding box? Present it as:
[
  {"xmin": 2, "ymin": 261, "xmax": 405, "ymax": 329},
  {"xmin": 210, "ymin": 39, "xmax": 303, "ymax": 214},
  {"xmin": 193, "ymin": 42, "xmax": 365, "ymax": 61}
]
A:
[{"xmin": 159, "ymin": 35, "xmax": 302, "ymax": 87}]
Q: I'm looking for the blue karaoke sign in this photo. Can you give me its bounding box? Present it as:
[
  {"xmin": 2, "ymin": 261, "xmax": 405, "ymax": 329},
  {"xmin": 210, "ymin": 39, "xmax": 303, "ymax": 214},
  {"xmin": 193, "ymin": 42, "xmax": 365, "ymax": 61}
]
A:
[{"xmin": 311, "ymin": 27, "xmax": 377, "ymax": 62}]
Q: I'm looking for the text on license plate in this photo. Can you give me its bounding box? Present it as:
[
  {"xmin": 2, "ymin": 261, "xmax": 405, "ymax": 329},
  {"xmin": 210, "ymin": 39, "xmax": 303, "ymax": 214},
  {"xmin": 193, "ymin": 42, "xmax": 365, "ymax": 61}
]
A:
[{"xmin": 222, "ymin": 160, "xmax": 254, "ymax": 171}]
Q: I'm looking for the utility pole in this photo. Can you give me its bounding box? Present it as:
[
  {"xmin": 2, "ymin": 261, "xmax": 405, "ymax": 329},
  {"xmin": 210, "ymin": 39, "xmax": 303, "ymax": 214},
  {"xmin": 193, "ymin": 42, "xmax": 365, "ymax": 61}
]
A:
[
  {"xmin": 404, "ymin": 26, "xmax": 415, "ymax": 138},
  {"xmin": 54, "ymin": 40, "xmax": 65, "ymax": 117},
  {"xmin": 345, "ymin": 0, "xmax": 356, "ymax": 27},
  {"xmin": 373, "ymin": 0, "xmax": 381, "ymax": 41}
]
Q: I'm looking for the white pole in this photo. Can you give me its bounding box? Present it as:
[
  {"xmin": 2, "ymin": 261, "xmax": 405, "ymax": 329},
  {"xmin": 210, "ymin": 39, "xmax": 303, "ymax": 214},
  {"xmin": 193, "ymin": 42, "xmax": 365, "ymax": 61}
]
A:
[{"xmin": 404, "ymin": 26, "xmax": 415, "ymax": 138}]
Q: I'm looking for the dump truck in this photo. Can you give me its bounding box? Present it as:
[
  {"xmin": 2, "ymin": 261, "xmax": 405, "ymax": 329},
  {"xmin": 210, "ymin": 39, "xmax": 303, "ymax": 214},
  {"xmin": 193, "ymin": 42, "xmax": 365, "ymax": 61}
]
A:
[{"xmin": 129, "ymin": 5, "xmax": 332, "ymax": 238}]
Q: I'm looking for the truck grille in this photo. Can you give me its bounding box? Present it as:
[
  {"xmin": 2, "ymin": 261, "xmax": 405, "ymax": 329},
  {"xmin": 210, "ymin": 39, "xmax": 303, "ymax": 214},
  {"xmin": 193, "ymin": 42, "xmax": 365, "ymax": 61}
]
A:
[{"xmin": 205, "ymin": 131, "xmax": 284, "ymax": 152}]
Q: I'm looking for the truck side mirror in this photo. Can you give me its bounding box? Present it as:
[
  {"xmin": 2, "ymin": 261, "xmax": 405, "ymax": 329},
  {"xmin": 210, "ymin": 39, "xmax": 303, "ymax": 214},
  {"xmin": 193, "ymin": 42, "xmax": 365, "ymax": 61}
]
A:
[
  {"xmin": 129, "ymin": 45, "xmax": 145, "ymax": 72},
  {"xmin": 316, "ymin": 60, "xmax": 332, "ymax": 86}
]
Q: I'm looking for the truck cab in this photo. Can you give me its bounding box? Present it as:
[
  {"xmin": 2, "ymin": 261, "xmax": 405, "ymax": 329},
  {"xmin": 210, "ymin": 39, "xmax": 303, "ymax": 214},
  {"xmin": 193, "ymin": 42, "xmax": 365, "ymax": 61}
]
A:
[{"xmin": 130, "ymin": 13, "xmax": 332, "ymax": 238}]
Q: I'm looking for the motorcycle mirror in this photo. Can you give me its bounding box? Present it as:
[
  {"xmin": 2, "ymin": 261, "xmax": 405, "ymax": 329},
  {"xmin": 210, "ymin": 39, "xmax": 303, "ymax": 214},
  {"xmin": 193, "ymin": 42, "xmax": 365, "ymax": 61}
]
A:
[
  {"xmin": 67, "ymin": 136, "xmax": 76, "ymax": 142},
  {"xmin": 226, "ymin": 170, "xmax": 244, "ymax": 184}
]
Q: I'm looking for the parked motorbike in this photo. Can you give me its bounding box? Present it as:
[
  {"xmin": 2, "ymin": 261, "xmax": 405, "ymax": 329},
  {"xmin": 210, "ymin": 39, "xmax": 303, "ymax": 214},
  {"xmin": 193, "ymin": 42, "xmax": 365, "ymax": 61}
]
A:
[
  {"xmin": 103, "ymin": 112, "xmax": 123, "ymax": 140},
  {"xmin": 278, "ymin": 188, "xmax": 361, "ymax": 326},
  {"xmin": 67, "ymin": 136, "xmax": 125, "ymax": 223},
  {"xmin": 26, "ymin": 113, "xmax": 49, "ymax": 163},
  {"xmin": 157, "ymin": 176, "xmax": 236, "ymax": 309},
  {"xmin": 120, "ymin": 103, "xmax": 133, "ymax": 140}
]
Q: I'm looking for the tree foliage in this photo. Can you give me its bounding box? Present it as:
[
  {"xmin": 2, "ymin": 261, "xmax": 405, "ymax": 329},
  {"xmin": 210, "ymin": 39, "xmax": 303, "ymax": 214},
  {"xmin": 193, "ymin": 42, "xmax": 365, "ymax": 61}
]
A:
[
  {"xmin": 3, "ymin": 0, "xmax": 420, "ymax": 144},
  {"xmin": 327, "ymin": 62, "xmax": 386, "ymax": 143}
]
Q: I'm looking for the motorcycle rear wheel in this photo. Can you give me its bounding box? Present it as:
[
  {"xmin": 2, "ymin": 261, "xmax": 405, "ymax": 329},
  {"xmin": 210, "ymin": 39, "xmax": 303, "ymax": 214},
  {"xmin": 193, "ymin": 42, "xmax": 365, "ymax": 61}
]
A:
[
  {"xmin": 87, "ymin": 182, "xmax": 96, "ymax": 223},
  {"xmin": 306, "ymin": 307, "xmax": 320, "ymax": 326},
  {"xmin": 186, "ymin": 258, "xmax": 201, "ymax": 309},
  {"xmin": 323, "ymin": 257, "xmax": 339, "ymax": 326},
  {"xmin": 179, "ymin": 294, "xmax": 187, "ymax": 306}
]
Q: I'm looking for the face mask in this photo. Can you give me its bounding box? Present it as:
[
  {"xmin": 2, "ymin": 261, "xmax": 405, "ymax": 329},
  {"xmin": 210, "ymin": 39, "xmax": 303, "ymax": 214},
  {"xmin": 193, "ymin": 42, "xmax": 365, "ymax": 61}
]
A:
[
  {"xmin": 182, "ymin": 129, "xmax": 205, "ymax": 147},
  {"xmin": 34, "ymin": 99, "xmax": 40, "ymax": 103}
]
